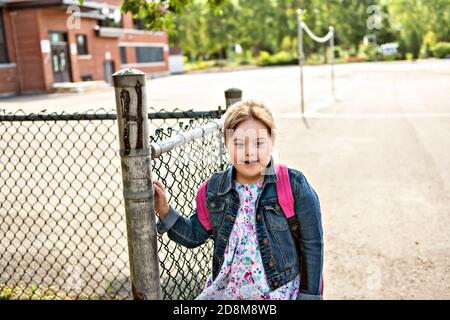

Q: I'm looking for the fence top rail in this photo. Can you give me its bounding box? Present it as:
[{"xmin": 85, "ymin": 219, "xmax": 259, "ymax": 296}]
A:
[
  {"xmin": 0, "ymin": 108, "xmax": 225, "ymax": 122},
  {"xmin": 151, "ymin": 119, "xmax": 224, "ymax": 159}
]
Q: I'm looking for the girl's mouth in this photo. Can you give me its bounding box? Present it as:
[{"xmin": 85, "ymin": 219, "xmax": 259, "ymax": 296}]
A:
[{"xmin": 244, "ymin": 160, "xmax": 258, "ymax": 165}]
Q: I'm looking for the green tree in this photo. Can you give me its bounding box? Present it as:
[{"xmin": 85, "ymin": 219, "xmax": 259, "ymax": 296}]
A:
[
  {"xmin": 387, "ymin": 0, "xmax": 450, "ymax": 58},
  {"xmin": 111, "ymin": 0, "xmax": 450, "ymax": 62},
  {"xmin": 121, "ymin": 0, "xmax": 227, "ymax": 31}
]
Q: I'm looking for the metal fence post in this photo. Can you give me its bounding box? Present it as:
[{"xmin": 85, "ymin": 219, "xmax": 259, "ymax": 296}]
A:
[
  {"xmin": 112, "ymin": 68, "xmax": 162, "ymax": 300},
  {"xmin": 329, "ymin": 26, "xmax": 336, "ymax": 99},
  {"xmin": 297, "ymin": 9, "xmax": 305, "ymax": 115},
  {"xmin": 224, "ymin": 88, "xmax": 243, "ymax": 109}
]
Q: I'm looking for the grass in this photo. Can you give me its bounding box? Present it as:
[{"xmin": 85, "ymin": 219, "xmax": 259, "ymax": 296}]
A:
[
  {"xmin": 182, "ymin": 53, "xmax": 412, "ymax": 73},
  {"xmin": 1, "ymin": 284, "xmax": 65, "ymax": 300},
  {"xmin": 0, "ymin": 283, "xmax": 114, "ymax": 300}
]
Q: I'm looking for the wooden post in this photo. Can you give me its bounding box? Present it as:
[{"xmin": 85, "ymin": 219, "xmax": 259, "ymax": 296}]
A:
[
  {"xmin": 221, "ymin": 88, "xmax": 242, "ymax": 168},
  {"xmin": 112, "ymin": 68, "xmax": 162, "ymax": 300},
  {"xmin": 224, "ymin": 88, "xmax": 243, "ymax": 109}
]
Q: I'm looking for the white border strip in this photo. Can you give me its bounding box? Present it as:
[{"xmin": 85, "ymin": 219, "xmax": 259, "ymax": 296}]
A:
[
  {"xmin": 305, "ymin": 113, "xmax": 450, "ymax": 119},
  {"xmin": 122, "ymin": 29, "xmax": 165, "ymax": 36},
  {"xmin": 63, "ymin": 0, "xmax": 120, "ymax": 10},
  {"xmin": 0, "ymin": 63, "xmax": 17, "ymax": 69},
  {"xmin": 121, "ymin": 62, "xmax": 166, "ymax": 68},
  {"xmin": 119, "ymin": 42, "xmax": 168, "ymax": 48},
  {"xmin": 119, "ymin": 42, "xmax": 169, "ymax": 53},
  {"xmin": 277, "ymin": 112, "xmax": 450, "ymax": 119}
]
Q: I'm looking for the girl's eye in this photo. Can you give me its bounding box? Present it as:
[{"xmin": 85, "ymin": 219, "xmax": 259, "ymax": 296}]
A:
[
  {"xmin": 257, "ymin": 141, "xmax": 265, "ymax": 147},
  {"xmin": 234, "ymin": 142, "xmax": 244, "ymax": 147}
]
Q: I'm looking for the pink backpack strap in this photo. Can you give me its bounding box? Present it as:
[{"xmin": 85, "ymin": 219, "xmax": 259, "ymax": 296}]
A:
[
  {"xmin": 320, "ymin": 277, "xmax": 324, "ymax": 296},
  {"xmin": 196, "ymin": 180, "xmax": 212, "ymax": 232},
  {"xmin": 275, "ymin": 163, "xmax": 295, "ymax": 219},
  {"xmin": 276, "ymin": 163, "xmax": 325, "ymax": 296}
]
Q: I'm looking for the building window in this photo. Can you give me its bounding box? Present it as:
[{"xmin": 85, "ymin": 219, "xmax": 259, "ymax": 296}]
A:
[
  {"xmin": 76, "ymin": 34, "xmax": 88, "ymax": 55},
  {"xmin": 49, "ymin": 31, "xmax": 66, "ymax": 43},
  {"xmin": 0, "ymin": 9, "xmax": 9, "ymax": 63},
  {"xmin": 81, "ymin": 74, "xmax": 93, "ymax": 81},
  {"xmin": 120, "ymin": 47, "xmax": 127, "ymax": 64},
  {"xmin": 98, "ymin": 16, "xmax": 123, "ymax": 28},
  {"xmin": 135, "ymin": 47, "xmax": 164, "ymax": 63},
  {"xmin": 132, "ymin": 18, "xmax": 147, "ymax": 30}
]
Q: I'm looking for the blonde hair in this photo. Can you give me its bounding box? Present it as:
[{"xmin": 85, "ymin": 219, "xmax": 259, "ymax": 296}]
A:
[{"xmin": 223, "ymin": 100, "xmax": 275, "ymax": 145}]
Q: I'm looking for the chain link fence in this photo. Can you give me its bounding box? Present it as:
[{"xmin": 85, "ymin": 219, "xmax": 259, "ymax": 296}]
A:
[{"xmin": 0, "ymin": 106, "xmax": 227, "ymax": 300}]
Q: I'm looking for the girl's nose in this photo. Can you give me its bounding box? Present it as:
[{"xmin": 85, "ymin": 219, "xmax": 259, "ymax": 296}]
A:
[{"xmin": 246, "ymin": 144, "xmax": 257, "ymax": 157}]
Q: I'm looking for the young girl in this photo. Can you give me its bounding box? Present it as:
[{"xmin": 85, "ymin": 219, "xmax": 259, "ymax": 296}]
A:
[{"xmin": 153, "ymin": 100, "xmax": 324, "ymax": 300}]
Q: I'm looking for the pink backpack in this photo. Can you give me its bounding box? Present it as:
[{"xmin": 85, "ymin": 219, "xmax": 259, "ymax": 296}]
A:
[{"xmin": 195, "ymin": 163, "xmax": 324, "ymax": 296}]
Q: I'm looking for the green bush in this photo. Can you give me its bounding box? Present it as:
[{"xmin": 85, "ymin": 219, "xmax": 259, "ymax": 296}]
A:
[
  {"xmin": 256, "ymin": 51, "xmax": 297, "ymax": 66},
  {"xmin": 360, "ymin": 43, "xmax": 381, "ymax": 61},
  {"xmin": 305, "ymin": 53, "xmax": 325, "ymax": 65},
  {"xmin": 420, "ymin": 31, "xmax": 437, "ymax": 58},
  {"xmin": 349, "ymin": 48, "xmax": 358, "ymax": 57},
  {"xmin": 213, "ymin": 60, "xmax": 227, "ymax": 68},
  {"xmin": 184, "ymin": 59, "xmax": 212, "ymax": 71},
  {"xmin": 256, "ymin": 51, "xmax": 272, "ymax": 66},
  {"xmin": 327, "ymin": 46, "xmax": 348, "ymax": 64},
  {"xmin": 237, "ymin": 58, "xmax": 251, "ymax": 65},
  {"xmin": 332, "ymin": 46, "xmax": 345, "ymax": 59},
  {"xmin": 281, "ymin": 36, "xmax": 293, "ymax": 52},
  {"xmin": 432, "ymin": 42, "xmax": 450, "ymax": 59},
  {"xmin": 270, "ymin": 51, "xmax": 297, "ymax": 65},
  {"xmin": 382, "ymin": 54, "xmax": 398, "ymax": 62},
  {"xmin": 406, "ymin": 29, "xmax": 422, "ymax": 59}
]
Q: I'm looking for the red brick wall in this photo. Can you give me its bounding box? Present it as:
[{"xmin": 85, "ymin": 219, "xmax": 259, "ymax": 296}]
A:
[
  {"xmin": 0, "ymin": 3, "xmax": 170, "ymax": 95},
  {"xmin": 8, "ymin": 9, "xmax": 46, "ymax": 93},
  {"xmin": 38, "ymin": 7, "xmax": 121, "ymax": 85},
  {"xmin": 89, "ymin": 30, "xmax": 121, "ymax": 80},
  {"xmin": 2, "ymin": 9, "xmax": 16, "ymax": 62},
  {"xmin": 37, "ymin": 8, "xmax": 73, "ymax": 90},
  {"xmin": 0, "ymin": 9, "xmax": 19, "ymax": 95},
  {"xmin": 0, "ymin": 65, "xmax": 18, "ymax": 95}
]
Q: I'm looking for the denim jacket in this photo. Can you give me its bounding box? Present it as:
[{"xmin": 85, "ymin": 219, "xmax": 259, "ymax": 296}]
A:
[{"xmin": 157, "ymin": 160, "xmax": 324, "ymax": 300}]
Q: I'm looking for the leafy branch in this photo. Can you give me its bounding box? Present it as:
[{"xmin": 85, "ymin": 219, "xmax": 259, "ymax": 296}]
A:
[{"xmin": 120, "ymin": 0, "xmax": 227, "ymax": 31}]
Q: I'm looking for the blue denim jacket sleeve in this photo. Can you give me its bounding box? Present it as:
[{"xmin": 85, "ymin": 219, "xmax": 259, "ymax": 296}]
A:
[
  {"xmin": 156, "ymin": 206, "xmax": 210, "ymax": 249},
  {"xmin": 292, "ymin": 170, "xmax": 324, "ymax": 300}
]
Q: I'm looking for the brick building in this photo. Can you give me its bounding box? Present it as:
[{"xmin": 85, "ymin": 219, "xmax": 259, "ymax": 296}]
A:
[{"xmin": 0, "ymin": 0, "xmax": 170, "ymax": 96}]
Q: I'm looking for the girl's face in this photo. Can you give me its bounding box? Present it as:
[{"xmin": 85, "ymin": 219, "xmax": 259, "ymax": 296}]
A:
[{"xmin": 226, "ymin": 118, "xmax": 273, "ymax": 183}]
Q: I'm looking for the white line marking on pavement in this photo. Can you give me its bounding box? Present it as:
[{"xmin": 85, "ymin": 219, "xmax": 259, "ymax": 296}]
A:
[
  {"xmin": 276, "ymin": 112, "xmax": 450, "ymax": 119},
  {"xmin": 279, "ymin": 75, "xmax": 363, "ymax": 118},
  {"xmin": 307, "ymin": 113, "xmax": 450, "ymax": 118},
  {"xmin": 304, "ymin": 95, "xmax": 335, "ymax": 115}
]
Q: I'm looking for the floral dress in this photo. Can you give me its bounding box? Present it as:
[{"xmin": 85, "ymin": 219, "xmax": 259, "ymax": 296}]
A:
[{"xmin": 196, "ymin": 179, "xmax": 300, "ymax": 300}]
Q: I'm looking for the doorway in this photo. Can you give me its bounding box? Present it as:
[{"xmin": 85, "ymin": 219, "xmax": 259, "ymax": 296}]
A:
[
  {"xmin": 49, "ymin": 31, "xmax": 72, "ymax": 83},
  {"xmin": 103, "ymin": 61, "xmax": 115, "ymax": 85}
]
